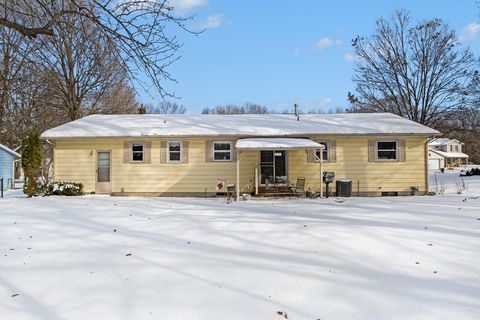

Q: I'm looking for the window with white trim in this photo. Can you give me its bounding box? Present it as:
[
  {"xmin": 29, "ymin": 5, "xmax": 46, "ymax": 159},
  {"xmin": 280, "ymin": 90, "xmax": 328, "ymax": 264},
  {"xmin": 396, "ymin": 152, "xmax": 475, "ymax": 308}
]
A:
[
  {"xmin": 315, "ymin": 142, "xmax": 329, "ymax": 161},
  {"xmin": 131, "ymin": 142, "xmax": 144, "ymax": 162},
  {"xmin": 213, "ymin": 142, "xmax": 231, "ymax": 161},
  {"xmin": 377, "ymin": 141, "xmax": 397, "ymax": 160},
  {"xmin": 168, "ymin": 141, "xmax": 181, "ymax": 162}
]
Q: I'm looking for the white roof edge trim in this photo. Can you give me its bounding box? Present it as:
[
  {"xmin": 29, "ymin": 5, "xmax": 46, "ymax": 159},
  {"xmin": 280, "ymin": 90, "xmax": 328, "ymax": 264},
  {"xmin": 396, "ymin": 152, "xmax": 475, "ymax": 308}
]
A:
[
  {"xmin": 41, "ymin": 132, "xmax": 439, "ymax": 140},
  {"xmin": 236, "ymin": 138, "xmax": 324, "ymax": 150},
  {"xmin": 0, "ymin": 143, "xmax": 21, "ymax": 158},
  {"xmin": 429, "ymin": 149, "xmax": 469, "ymax": 158}
]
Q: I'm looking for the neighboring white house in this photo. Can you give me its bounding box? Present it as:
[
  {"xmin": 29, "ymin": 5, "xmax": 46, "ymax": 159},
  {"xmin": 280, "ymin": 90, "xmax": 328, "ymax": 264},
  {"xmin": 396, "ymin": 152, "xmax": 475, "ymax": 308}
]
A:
[{"xmin": 428, "ymin": 138, "xmax": 469, "ymax": 169}]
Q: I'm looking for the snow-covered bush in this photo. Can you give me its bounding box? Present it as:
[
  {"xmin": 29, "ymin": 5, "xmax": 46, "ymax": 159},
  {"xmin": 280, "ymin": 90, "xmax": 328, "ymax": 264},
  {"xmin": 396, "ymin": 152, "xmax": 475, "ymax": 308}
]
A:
[
  {"xmin": 47, "ymin": 181, "xmax": 84, "ymax": 196},
  {"xmin": 455, "ymin": 178, "xmax": 467, "ymax": 194},
  {"xmin": 432, "ymin": 173, "xmax": 446, "ymax": 195}
]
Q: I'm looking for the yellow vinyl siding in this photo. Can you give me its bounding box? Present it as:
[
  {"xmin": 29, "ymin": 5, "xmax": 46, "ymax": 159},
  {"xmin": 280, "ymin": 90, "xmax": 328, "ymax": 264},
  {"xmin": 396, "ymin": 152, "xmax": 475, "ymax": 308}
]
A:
[
  {"xmin": 55, "ymin": 139, "xmax": 259, "ymax": 194},
  {"xmin": 288, "ymin": 136, "xmax": 427, "ymax": 195},
  {"xmin": 54, "ymin": 135, "xmax": 427, "ymax": 196}
]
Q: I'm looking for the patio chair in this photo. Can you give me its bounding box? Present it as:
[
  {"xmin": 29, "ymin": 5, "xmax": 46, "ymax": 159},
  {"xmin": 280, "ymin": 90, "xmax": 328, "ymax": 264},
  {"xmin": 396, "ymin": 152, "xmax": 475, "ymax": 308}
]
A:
[{"xmin": 290, "ymin": 177, "xmax": 306, "ymax": 198}]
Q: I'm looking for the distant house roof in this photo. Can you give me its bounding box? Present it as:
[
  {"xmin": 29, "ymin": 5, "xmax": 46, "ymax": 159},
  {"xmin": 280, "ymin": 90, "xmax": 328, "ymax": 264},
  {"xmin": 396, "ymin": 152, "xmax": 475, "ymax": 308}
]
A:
[
  {"xmin": 429, "ymin": 149, "xmax": 469, "ymax": 159},
  {"xmin": 429, "ymin": 138, "xmax": 462, "ymax": 146},
  {"xmin": 41, "ymin": 113, "xmax": 440, "ymax": 139},
  {"xmin": 0, "ymin": 143, "xmax": 20, "ymax": 158}
]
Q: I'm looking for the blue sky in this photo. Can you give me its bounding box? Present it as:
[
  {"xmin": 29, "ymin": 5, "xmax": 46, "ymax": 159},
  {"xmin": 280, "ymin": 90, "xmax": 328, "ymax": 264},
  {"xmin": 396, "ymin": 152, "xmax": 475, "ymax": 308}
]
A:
[{"xmin": 138, "ymin": 0, "xmax": 480, "ymax": 114}]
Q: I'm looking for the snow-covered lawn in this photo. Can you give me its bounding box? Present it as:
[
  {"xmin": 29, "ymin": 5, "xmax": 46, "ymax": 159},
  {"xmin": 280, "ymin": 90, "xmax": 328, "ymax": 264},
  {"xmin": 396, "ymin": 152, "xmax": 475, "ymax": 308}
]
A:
[{"xmin": 1, "ymin": 172, "xmax": 479, "ymax": 320}]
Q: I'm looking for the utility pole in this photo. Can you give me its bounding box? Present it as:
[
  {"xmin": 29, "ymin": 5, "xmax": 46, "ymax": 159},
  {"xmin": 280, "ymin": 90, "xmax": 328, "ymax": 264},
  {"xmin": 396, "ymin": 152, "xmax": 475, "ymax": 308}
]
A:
[{"xmin": 294, "ymin": 103, "xmax": 300, "ymax": 121}]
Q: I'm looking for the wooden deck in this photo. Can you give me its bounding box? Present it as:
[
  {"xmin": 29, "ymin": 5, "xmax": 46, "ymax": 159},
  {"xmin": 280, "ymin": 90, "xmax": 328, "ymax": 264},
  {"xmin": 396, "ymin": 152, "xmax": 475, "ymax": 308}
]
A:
[{"xmin": 256, "ymin": 186, "xmax": 296, "ymax": 197}]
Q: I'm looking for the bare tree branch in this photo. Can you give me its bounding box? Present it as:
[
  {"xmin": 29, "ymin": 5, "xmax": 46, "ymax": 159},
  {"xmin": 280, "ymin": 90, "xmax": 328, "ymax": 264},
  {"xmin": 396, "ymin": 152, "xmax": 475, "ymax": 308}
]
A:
[
  {"xmin": 0, "ymin": 0, "xmax": 197, "ymax": 98},
  {"xmin": 349, "ymin": 9, "xmax": 475, "ymax": 128}
]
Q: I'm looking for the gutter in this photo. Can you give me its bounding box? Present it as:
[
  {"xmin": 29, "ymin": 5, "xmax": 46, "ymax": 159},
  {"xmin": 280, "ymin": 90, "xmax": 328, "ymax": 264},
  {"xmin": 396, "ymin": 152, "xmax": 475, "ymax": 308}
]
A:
[
  {"xmin": 424, "ymin": 133, "xmax": 442, "ymax": 195},
  {"xmin": 40, "ymin": 132, "xmax": 442, "ymax": 140}
]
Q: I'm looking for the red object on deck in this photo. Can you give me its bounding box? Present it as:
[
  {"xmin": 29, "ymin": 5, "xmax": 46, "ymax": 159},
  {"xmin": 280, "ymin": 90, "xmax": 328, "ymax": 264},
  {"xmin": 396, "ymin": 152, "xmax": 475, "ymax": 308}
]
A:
[{"xmin": 216, "ymin": 180, "xmax": 225, "ymax": 190}]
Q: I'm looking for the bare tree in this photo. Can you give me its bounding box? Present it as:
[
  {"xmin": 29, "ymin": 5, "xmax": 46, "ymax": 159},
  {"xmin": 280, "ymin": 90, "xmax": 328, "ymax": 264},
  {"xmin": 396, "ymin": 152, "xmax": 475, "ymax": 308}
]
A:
[
  {"xmin": 96, "ymin": 82, "xmax": 139, "ymax": 114},
  {"xmin": 37, "ymin": 11, "xmax": 132, "ymax": 120},
  {"xmin": 0, "ymin": 0, "xmax": 195, "ymax": 97},
  {"xmin": 202, "ymin": 102, "xmax": 268, "ymax": 114},
  {"xmin": 0, "ymin": 24, "xmax": 36, "ymax": 143},
  {"xmin": 0, "ymin": 21, "xmax": 56, "ymax": 148},
  {"xmin": 147, "ymin": 101, "xmax": 186, "ymax": 114},
  {"xmin": 470, "ymin": 70, "xmax": 480, "ymax": 108},
  {"xmin": 438, "ymin": 71, "xmax": 480, "ymax": 163},
  {"xmin": 348, "ymin": 9, "xmax": 475, "ymax": 127},
  {"xmin": 443, "ymin": 107, "xmax": 480, "ymax": 163},
  {"xmin": 1, "ymin": 62, "xmax": 63, "ymax": 147},
  {"xmin": 1, "ymin": 18, "xmax": 138, "ymax": 147}
]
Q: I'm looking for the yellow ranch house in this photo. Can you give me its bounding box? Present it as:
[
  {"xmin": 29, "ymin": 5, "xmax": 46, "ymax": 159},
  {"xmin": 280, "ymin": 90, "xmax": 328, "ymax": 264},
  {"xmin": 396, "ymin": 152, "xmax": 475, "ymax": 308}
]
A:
[{"xmin": 40, "ymin": 113, "xmax": 440, "ymax": 197}]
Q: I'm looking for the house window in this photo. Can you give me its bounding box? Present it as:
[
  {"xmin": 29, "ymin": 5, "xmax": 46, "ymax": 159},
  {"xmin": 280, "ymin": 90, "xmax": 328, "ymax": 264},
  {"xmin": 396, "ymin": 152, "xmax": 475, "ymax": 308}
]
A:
[
  {"xmin": 168, "ymin": 141, "xmax": 181, "ymax": 162},
  {"xmin": 377, "ymin": 141, "xmax": 397, "ymax": 160},
  {"xmin": 315, "ymin": 142, "xmax": 329, "ymax": 161},
  {"xmin": 132, "ymin": 142, "xmax": 144, "ymax": 162},
  {"xmin": 454, "ymin": 145, "xmax": 459, "ymax": 152},
  {"xmin": 213, "ymin": 142, "xmax": 231, "ymax": 161}
]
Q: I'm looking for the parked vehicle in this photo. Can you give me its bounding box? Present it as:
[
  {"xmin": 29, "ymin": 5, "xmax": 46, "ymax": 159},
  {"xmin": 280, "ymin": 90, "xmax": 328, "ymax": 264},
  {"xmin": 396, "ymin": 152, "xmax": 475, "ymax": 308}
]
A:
[{"xmin": 460, "ymin": 168, "xmax": 480, "ymax": 176}]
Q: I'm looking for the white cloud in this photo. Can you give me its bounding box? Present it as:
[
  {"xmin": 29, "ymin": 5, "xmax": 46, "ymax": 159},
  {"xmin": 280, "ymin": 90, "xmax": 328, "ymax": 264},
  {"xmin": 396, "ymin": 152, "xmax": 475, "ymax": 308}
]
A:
[
  {"xmin": 314, "ymin": 37, "xmax": 342, "ymax": 50},
  {"xmin": 196, "ymin": 14, "xmax": 225, "ymax": 29},
  {"xmin": 459, "ymin": 22, "xmax": 480, "ymax": 41},
  {"xmin": 344, "ymin": 54, "xmax": 360, "ymax": 62},
  {"xmin": 169, "ymin": 0, "xmax": 208, "ymax": 13},
  {"xmin": 314, "ymin": 37, "xmax": 334, "ymax": 50},
  {"xmin": 316, "ymin": 98, "xmax": 333, "ymax": 107}
]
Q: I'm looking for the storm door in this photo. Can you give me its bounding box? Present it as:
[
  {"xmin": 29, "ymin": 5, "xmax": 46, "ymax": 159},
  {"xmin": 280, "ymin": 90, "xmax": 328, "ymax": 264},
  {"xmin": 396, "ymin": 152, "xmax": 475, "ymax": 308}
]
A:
[{"xmin": 96, "ymin": 151, "xmax": 111, "ymax": 194}]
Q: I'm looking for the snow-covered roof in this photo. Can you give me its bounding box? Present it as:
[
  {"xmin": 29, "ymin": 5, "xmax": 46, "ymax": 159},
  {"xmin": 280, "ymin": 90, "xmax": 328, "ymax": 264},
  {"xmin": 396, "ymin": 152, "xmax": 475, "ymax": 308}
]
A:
[
  {"xmin": 429, "ymin": 149, "xmax": 469, "ymax": 158},
  {"xmin": 0, "ymin": 143, "xmax": 21, "ymax": 158},
  {"xmin": 41, "ymin": 113, "xmax": 440, "ymax": 139},
  {"xmin": 429, "ymin": 138, "xmax": 462, "ymax": 146},
  {"xmin": 236, "ymin": 138, "xmax": 324, "ymax": 150}
]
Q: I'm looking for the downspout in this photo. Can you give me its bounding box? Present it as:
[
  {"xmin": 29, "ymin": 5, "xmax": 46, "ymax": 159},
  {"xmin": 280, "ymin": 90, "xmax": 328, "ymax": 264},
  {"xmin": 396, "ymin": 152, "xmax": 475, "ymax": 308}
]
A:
[
  {"xmin": 255, "ymin": 164, "xmax": 258, "ymax": 196},
  {"xmin": 236, "ymin": 149, "xmax": 240, "ymax": 201},
  {"xmin": 45, "ymin": 139, "xmax": 56, "ymax": 185},
  {"xmin": 425, "ymin": 135, "xmax": 438, "ymax": 194},
  {"xmin": 12, "ymin": 159, "xmax": 20, "ymax": 189},
  {"xmin": 13, "ymin": 145, "xmax": 23, "ymax": 190},
  {"xmin": 320, "ymin": 146, "xmax": 323, "ymax": 198}
]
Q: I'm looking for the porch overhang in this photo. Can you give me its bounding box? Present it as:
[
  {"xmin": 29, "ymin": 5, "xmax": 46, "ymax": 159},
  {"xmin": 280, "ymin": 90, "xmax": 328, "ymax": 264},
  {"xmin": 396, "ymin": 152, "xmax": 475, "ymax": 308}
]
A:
[
  {"xmin": 429, "ymin": 149, "xmax": 469, "ymax": 158},
  {"xmin": 235, "ymin": 138, "xmax": 324, "ymax": 150},
  {"xmin": 235, "ymin": 138, "xmax": 325, "ymax": 200}
]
